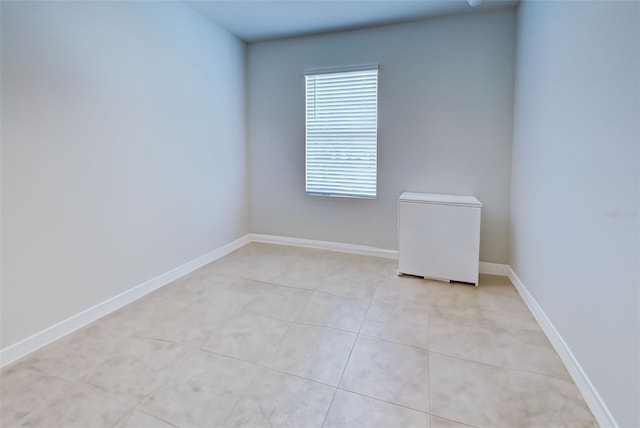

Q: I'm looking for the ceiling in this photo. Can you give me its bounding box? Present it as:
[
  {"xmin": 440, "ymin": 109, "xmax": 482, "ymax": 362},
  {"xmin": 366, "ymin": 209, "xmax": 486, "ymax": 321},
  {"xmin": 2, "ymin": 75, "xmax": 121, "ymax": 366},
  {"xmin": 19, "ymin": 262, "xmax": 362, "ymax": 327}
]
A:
[{"xmin": 186, "ymin": 0, "xmax": 519, "ymax": 43}]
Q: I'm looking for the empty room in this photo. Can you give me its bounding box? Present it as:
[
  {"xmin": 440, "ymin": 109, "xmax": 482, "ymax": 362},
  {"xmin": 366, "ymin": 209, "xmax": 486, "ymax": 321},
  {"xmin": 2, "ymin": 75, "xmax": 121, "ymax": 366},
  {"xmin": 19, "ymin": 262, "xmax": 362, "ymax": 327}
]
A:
[{"xmin": 1, "ymin": 0, "xmax": 638, "ymax": 427}]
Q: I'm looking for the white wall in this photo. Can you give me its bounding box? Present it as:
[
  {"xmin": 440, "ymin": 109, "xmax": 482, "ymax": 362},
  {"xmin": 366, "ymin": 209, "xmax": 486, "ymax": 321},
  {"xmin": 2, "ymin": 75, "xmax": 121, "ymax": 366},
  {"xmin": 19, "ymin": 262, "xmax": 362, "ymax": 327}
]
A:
[
  {"xmin": 510, "ymin": 1, "xmax": 639, "ymax": 426},
  {"xmin": 247, "ymin": 9, "xmax": 515, "ymax": 263},
  {"xmin": 0, "ymin": 1, "xmax": 248, "ymax": 349}
]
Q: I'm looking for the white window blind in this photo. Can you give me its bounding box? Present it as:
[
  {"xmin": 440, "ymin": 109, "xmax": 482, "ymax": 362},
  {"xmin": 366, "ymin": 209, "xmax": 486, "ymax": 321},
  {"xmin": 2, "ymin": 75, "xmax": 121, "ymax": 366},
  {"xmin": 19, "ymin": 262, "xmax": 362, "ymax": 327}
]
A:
[{"xmin": 305, "ymin": 65, "xmax": 378, "ymax": 198}]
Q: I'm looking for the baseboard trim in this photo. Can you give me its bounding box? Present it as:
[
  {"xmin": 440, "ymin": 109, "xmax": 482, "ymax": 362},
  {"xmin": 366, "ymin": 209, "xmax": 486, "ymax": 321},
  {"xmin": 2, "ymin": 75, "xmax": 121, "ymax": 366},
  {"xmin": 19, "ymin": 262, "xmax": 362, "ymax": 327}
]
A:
[
  {"xmin": 0, "ymin": 234, "xmax": 250, "ymax": 368},
  {"xmin": 249, "ymin": 234, "xmax": 509, "ymax": 278},
  {"xmin": 248, "ymin": 233, "xmax": 399, "ymax": 259},
  {"xmin": 478, "ymin": 261, "xmax": 510, "ymax": 276},
  {"xmin": 508, "ymin": 268, "xmax": 617, "ymax": 428}
]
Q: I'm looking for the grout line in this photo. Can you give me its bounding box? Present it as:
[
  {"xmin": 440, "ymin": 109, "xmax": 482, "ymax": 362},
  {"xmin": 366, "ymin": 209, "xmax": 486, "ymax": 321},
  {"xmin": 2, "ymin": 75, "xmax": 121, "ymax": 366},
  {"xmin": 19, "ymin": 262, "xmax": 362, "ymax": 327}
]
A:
[
  {"xmin": 137, "ymin": 410, "xmax": 179, "ymax": 428},
  {"xmin": 132, "ymin": 318, "xmax": 361, "ymax": 393},
  {"xmin": 319, "ymin": 387, "xmax": 339, "ymax": 428},
  {"xmin": 174, "ymin": 319, "xmax": 368, "ymax": 393},
  {"xmin": 311, "ymin": 288, "xmax": 371, "ymax": 303},
  {"xmin": 426, "ymin": 312, "xmax": 431, "ymax": 351},
  {"xmin": 208, "ymin": 268, "xmax": 527, "ymax": 332},
  {"xmin": 288, "ymin": 312, "xmax": 364, "ymax": 332},
  {"xmin": 357, "ymin": 332, "xmax": 429, "ymax": 353},
  {"xmin": 213, "ymin": 269, "xmax": 382, "ymax": 303},
  {"xmin": 213, "ymin": 271, "xmax": 319, "ymax": 293},
  {"xmin": 429, "ymin": 413, "xmax": 479, "ymax": 428},
  {"xmin": 254, "ymin": 319, "xmax": 293, "ymax": 371},
  {"xmin": 220, "ymin": 365, "xmax": 264, "ymax": 426},
  {"xmin": 192, "ymin": 344, "xmax": 341, "ymax": 390},
  {"xmin": 110, "ymin": 398, "xmax": 179, "ymax": 428},
  {"xmin": 110, "ymin": 407, "xmax": 136, "ymax": 428},
  {"xmin": 144, "ymin": 336, "xmax": 342, "ymax": 396},
  {"xmin": 12, "ymin": 351, "xmax": 161, "ymax": 427},
  {"xmin": 289, "ymin": 319, "xmax": 361, "ymax": 335},
  {"xmin": 426, "ymin": 348, "xmax": 576, "ymax": 383},
  {"xmin": 259, "ymin": 365, "xmax": 337, "ymax": 389},
  {"xmin": 320, "ymin": 287, "xmax": 376, "ymax": 428},
  {"xmin": 334, "ymin": 387, "xmax": 431, "ymax": 415},
  {"xmin": 10, "ymin": 375, "xmax": 75, "ymax": 426}
]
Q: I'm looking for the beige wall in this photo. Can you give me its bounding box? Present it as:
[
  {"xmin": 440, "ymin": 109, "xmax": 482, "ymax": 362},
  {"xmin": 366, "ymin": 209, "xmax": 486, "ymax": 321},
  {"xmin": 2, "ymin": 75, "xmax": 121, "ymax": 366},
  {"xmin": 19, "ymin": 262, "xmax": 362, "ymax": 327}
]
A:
[
  {"xmin": 510, "ymin": 1, "xmax": 640, "ymax": 426},
  {"xmin": 247, "ymin": 9, "xmax": 516, "ymax": 263},
  {"xmin": 0, "ymin": 1, "xmax": 248, "ymax": 348}
]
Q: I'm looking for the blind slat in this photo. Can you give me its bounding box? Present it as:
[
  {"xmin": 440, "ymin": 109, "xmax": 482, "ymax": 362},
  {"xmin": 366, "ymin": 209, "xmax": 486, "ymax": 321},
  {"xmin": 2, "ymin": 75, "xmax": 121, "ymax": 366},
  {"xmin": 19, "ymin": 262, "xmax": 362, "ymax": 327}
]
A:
[{"xmin": 305, "ymin": 68, "xmax": 378, "ymax": 198}]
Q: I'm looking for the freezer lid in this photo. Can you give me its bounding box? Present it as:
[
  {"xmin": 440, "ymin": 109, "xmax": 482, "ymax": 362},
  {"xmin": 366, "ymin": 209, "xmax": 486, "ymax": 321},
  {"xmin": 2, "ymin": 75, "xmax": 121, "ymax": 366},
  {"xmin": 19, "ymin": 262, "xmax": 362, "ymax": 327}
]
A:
[{"xmin": 399, "ymin": 192, "xmax": 482, "ymax": 207}]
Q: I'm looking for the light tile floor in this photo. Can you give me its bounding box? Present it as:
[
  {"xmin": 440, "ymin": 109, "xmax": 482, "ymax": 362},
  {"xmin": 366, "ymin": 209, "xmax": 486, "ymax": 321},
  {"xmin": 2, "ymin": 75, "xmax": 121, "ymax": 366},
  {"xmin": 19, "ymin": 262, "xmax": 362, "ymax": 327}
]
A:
[{"xmin": 1, "ymin": 243, "xmax": 597, "ymax": 427}]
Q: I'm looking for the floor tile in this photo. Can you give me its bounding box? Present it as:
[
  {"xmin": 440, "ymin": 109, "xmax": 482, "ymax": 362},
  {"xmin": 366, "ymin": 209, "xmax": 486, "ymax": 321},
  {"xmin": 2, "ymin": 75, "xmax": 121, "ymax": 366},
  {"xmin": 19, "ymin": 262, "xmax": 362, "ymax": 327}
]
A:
[
  {"xmin": 373, "ymin": 274, "xmax": 431, "ymax": 307},
  {"xmin": 11, "ymin": 383, "xmax": 131, "ymax": 428},
  {"xmin": 316, "ymin": 257, "xmax": 391, "ymax": 299},
  {"xmin": 81, "ymin": 338, "xmax": 186, "ymax": 405},
  {"xmin": 225, "ymin": 369, "xmax": 335, "ymax": 428},
  {"xmin": 430, "ymin": 415, "xmax": 474, "ymax": 428},
  {"xmin": 476, "ymin": 274, "xmax": 518, "ymax": 295},
  {"xmin": 479, "ymin": 305, "xmax": 541, "ymax": 332},
  {"xmin": 477, "ymin": 290, "xmax": 533, "ymax": 321},
  {"xmin": 426, "ymin": 281, "xmax": 484, "ymax": 319},
  {"xmin": 316, "ymin": 276, "xmax": 379, "ymax": 300},
  {"xmin": 340, "ymin": 336, "xmax": 430, "ymax": 412},
  {"xmin": 242, "ymin": 284, "xmax": 312, "ymax": 322},
  {"xmin": 200, "ymin": 312, "xmax": 289, "ymax": 364},
  {"xmin": 9, "ymin": 324, "xmax": 121, "ymax": 383},
  {"xmin": 0, "ymin": 367, "xmax": 71, "ymax": 426},
  {"xmin": 0, "ymin": 244, "xmax": 591, "ymax": 428},
  {"xmin": 327, "ymin": 252, "xmax": 398, "ymax": 277},
  {"xmin": 361, "ymin": 300, "xmax": 429, "ymax": 349},
  {"xmin": 114, "ymin": 411, "xmax": 176, "ymax": 428},
  {"xmin": 271, "ymin": 248, "xmax": 338, "ymax": 290},
  {"xmin": 429, "ymin": 313, "xmax": 569, "ymax": 379},
  {"xmin": 427, "ymin": 277, "xmax": 541, "ymax": 333},
  {"xmin": 429, "ymin": 313, "xmax": 506, "ymax": 367},
  {"xmin": 139, "ymin": 350, "xmax": 261, "ymax": 427},
  {"xmin": 429, "ymin": 352, "xmax": 596, "ymax": 427},
  {"xmin": 508, "ymin": 369, "xmax": 597, "ymax": 427},
  {"xmin": 94, "ymin": 292, "xmax": 189, "ymax": 339},
  {"xmin": 268, "ymin": 324, "xmax": 356, "ymax": 386},
  {"xmin": 429, "ymin": 352, "xmax": 521, "ymax": 427},
  {"xmin": 151, "ymin": 273, "xmax": 259, "ymax": 314},
  {"xmin": 499, "ymin": 326, "xmax": 570, "ymax": 379},
  {"xmin": 131, "ymin": 277, "xmax": 254, "ymax": 347},
  {"xmin": 204, "ymin": 243, "xmax": 292, "ymax": 283},
  {"xmin": 295, "ymin": 291, "xmax": 369, "ymax": 332},
  {"xmin": 135, "ymin": 306, "xmax": 234, "ymax": 349},
  {"xmin": 211, "ymin": 275, "xmax": 276, "ymax": 302},
  {"xmin": 324, "ymin": 389, "xmax": 430, "ymax": 428}
]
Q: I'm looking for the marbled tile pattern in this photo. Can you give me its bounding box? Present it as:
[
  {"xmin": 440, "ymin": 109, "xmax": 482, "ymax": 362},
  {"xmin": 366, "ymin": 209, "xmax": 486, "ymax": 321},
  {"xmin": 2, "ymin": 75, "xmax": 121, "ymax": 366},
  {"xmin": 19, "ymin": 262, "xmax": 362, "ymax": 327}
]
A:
[{"xmin": 0, "ymin": 243, "xmax": 596, "ymax": 427}]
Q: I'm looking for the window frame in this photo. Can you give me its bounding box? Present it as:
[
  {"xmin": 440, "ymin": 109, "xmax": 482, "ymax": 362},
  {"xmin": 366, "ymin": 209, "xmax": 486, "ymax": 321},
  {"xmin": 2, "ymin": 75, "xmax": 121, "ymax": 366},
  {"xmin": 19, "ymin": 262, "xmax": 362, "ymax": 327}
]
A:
[{"xmin": 304, "ymin": 64, "xmax": 379, "ymax": 199}]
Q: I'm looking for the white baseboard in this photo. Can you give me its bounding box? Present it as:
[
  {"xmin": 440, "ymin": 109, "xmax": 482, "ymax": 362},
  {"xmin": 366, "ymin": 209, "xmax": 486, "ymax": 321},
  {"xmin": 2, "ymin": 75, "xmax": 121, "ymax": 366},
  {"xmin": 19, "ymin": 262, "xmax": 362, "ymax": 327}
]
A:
[
  {"xmin": 508, "ymin": 268, "xmax": 617, "ymax": 428},
  {"xmin": 249, "ymin": 234, "xmax": 509, "ymax": 278},
  {"xmin": 478, "ymin": 261, "xmax": 509, "ymax": 276},
  {"xmin": 0, "ymin": 234, "xmax": 250, "ymax": 368},
  {"xmin": 248, "ymin": 233, "xmax": 399, "ymax": 259}
]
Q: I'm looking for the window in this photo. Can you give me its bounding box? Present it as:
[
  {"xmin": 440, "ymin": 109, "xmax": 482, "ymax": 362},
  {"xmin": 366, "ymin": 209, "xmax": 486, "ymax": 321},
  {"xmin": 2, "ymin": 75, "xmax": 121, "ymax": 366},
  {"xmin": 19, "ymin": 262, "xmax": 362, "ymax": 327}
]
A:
[{"xmin": 305, "ymin": 65, "xmax": 378, "ymax": 198}]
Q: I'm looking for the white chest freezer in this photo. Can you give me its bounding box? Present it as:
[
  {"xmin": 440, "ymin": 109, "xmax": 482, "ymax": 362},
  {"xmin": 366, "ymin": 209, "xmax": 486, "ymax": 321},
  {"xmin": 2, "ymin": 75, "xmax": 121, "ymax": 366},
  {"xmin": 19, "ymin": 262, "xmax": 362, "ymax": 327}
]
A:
[{"xmin": 398, "ymin": 192, "xmax": 482, "ymax": 285}]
